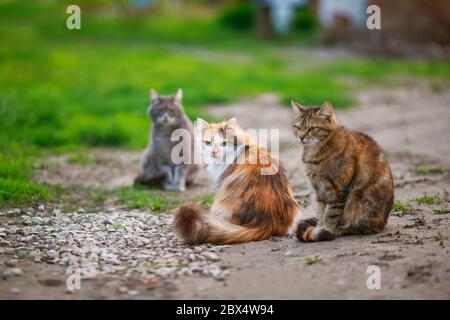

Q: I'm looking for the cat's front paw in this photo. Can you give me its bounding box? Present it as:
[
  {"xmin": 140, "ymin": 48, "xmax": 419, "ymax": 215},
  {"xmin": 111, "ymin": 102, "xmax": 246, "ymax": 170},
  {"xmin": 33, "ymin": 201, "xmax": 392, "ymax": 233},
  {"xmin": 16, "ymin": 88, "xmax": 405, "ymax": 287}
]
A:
[
  {"xmin": 315, "ymin": 227, "xmax": 336, "ymax": 241},
  {"xmin": 297, "ymin": 224, "xmax": 335, "ymax": 242}
]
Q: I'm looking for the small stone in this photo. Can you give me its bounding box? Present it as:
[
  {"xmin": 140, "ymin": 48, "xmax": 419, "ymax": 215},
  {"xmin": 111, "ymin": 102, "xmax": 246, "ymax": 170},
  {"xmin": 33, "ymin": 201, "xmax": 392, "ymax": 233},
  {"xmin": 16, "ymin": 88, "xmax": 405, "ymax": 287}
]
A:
[
  {"xmin": 5, "ymin": 259, "xmax": 18, "ymax": 267},
  {"xmin": 15, "ymin": 249, "xmax": 29, "ymax": 259},
  {"xmin": 38, "ymin": 204, "xmax": 45, "ymax": 211},
  {"xmin": 103, "ymin": 219, "xmax": 114, "ymax": 225},
  {"xmin": 188, "ymin": 254, "xmax": 196, "ymax": 262},
  {"xmin": 77, "ymin": 208, "xmax": 85, "ymax": 214},
  {"xmin": 0, "ymin": 209, "xmax": 230, "ymax": 282},
  {"xmin": 21, "ymin": 216, "xmax": 33, "ymax": 226},
  {"xmin": 10, "ymin": 287, "xmax": 21, "ymax": 294},
  {"xmin": 210, "ymin": 268, "xmax": 222, "ymax": 277},
  {"xmin": 196, "ymin": 285, "xmax": 207, "ymax": 292},
  {"xmin": 22, "ymin": 235, "xmax": 39, "ymax": 244},
  {"xmin": 117, "ymin": 286, "xmax": 128, "ymax": 293},
  {"xmin": 32, "ymin": 217, "xmax": 50, "ymax": 225},
  {"xmin": 0, "ymin": 237, "xmax": 11, "ymax": 246},
  {"xmin": 127, "ymin": 290, "xmax": 139, "ymax": 296},
  {"xmin": 217, "ymin": 270, "xmax": 230, "ymax": 281},
  {"xmin": 2, "ymin": 268, "xmax": 23, "ymax": 278},
  {"xmin": 203, "ymin": 252, "xmax": 220, "ymax": 262},
  {"xmin": 210, "ymin": 246, "xmax": 226, "ymax": 252},
  {"xmin": 194, "ymin": 247, "xmax": 203, "ymax": 254},
  {"xmin": 46, "ymin": 250, "xmax": 59, "ymax": 260}
]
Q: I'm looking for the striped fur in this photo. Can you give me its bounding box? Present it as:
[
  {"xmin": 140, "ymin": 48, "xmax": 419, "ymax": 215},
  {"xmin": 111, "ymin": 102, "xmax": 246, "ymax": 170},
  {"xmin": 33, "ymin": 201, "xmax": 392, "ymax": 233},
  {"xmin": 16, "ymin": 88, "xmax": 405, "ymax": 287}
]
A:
[{"xmin": 292, "ymin": 101, "xmax": 394, "ymax": 242}]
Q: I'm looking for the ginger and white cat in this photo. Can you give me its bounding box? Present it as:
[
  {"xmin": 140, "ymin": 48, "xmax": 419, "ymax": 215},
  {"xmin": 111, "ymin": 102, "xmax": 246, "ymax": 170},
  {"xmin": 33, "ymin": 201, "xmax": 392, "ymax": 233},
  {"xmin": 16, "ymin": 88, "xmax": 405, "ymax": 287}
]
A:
[{"xmin": 174, "ymin": 118, "xmax": 300, "ymax": 244}]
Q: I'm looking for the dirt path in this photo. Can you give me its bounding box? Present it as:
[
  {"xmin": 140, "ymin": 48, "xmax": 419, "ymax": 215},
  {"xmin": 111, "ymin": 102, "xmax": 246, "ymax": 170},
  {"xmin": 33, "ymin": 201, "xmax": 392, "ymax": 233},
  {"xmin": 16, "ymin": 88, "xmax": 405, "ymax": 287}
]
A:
[
  {"xmin": 174, "ymin": 83, "xmax": 450, "ymax": 299},
  {"xmin": 1, "ymin": 82, "xmax": 449, "ymax": 299}
]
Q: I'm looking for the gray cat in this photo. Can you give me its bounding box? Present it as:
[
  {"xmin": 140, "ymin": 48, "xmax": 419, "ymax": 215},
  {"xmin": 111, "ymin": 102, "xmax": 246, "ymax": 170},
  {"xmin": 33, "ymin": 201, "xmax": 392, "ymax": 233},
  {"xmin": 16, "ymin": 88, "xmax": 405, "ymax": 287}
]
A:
[{"xmin": 134, "ymin": 88, "xmax": 200, "ymax": 192}]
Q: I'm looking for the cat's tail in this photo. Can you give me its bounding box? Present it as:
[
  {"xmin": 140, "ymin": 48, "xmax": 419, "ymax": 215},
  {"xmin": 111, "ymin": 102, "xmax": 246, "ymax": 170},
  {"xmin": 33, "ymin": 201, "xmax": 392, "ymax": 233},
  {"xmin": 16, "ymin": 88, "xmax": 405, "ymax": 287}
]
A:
[
  {"xmin": 174, "ymin": 203, "xmax": 270, "ymax": 245},
  {"xmin": 295, "ymin": 218, "xmax": 336, "ymax": 242}
]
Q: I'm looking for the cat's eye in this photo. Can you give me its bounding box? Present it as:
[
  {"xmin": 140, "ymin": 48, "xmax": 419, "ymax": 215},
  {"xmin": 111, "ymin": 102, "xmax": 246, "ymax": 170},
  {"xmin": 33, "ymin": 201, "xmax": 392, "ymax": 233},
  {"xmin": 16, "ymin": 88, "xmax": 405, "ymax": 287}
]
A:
[
  {"xmin": 205, "ymin": 141, "xmax": 211, "ymax": 146},
  {"xmin": 222, "ymin": 142, "xmax": 227, "ymax": 146},
  {"xmin": 293, "ymin": 125, "xmax": 301, "ymax": 130}
]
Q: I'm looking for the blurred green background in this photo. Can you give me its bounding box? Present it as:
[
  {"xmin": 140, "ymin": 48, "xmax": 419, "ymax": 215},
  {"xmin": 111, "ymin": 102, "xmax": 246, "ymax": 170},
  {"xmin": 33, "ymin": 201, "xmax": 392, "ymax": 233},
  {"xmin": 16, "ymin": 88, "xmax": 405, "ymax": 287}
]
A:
[{"xmin": 0, "ymin": 0, "xmax": 449, "ymax": 206}]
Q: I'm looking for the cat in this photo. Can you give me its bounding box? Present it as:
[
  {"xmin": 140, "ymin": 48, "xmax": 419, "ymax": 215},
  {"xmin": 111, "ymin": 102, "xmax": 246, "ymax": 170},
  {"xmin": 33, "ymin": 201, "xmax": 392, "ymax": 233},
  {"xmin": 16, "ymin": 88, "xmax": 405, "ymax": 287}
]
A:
[
  {"xmin": 174, "ymin": 118, "xmax": 300, "ymax": 245},
  {"xmin": 134, "ymin": 88, "xmax": 200, "ymax": 192},
  {"xmin": 291, "ymin": 100, "xmax": 394, "ymax": 242}
]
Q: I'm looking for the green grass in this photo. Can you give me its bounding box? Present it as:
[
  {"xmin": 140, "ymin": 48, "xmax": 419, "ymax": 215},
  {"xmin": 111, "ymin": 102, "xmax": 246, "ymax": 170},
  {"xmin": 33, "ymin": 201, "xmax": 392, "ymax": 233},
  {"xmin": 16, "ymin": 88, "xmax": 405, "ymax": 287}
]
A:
[
  {"xmin": 433, "ymin": 205, "xmax": 449, "ymax": 215},
  {"xmin": 0, "ymin": 1, "xmax": 449, "ymax": 207},
  {"xmin": 0, "ymin": 154, "xmax": 51, "ymax": 205},
  {"xmin": 415, "ymin": 194, "xmax": 440, "ymax": 205},
  {"xmin": 434, "ymin": 232, "xmax": 447, "ymax": 241},
  {"xmin": 89, "ymin": 192, "xmax": 107, "ymax": 203},
  {"xmin": 200, "ymin": 194, "xmax": 215, "ymax": 208},
  {"xmin": 415, "ymin": 166, "xmax": 447, "ymax": 176},
  {"xmin": 112, "ymin": 223, "xmax": 125, "ymax": 230},
  {"xmin": 392, "ymin": 201, "xmax": 410, "ymax": 215},
  {"xmin": 67, "ymin": 153, "xmax": 91, "ymax": 166},
  {"xmin": 0, "ymin": 178, "xmax": 50, "ymax": 204},
  {"xmin": 115, "ymin": 186, "xmax": 170, "ymax": 211}
]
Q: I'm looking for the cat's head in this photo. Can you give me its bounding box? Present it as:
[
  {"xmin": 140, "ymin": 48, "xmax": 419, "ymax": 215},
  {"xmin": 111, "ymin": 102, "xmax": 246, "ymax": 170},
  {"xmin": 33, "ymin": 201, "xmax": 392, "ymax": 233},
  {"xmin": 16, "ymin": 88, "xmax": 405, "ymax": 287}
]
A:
[
  {"xmin": 194, "ymin": 118, "xmax": 246, "ymax": 165},
  {"xmin": 148, "ymin": 89, "xmax": 184, "ymax": 126},
  {"xmin": 291, "ymin": 100, "xmax": 340, "ymax": 145}
]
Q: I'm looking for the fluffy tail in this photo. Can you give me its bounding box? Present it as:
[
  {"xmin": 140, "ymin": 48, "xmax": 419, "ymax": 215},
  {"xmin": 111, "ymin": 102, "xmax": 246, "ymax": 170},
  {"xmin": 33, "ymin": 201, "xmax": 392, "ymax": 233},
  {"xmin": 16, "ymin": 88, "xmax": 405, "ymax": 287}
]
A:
[
  {"xmin": 174, "ymin": 203, "xmax": 270, "ymax": 245},
  {"xmin": 296, "ymin": 218, "xmax": 335, "ymax": 242}
]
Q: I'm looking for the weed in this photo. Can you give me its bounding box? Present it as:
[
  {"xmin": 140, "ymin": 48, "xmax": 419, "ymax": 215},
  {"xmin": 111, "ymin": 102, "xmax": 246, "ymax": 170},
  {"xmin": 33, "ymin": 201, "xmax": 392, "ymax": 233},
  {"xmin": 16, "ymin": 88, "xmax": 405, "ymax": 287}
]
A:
[{"xmin": 305, "ymin": 255, "xmax": 323, "ymax": 265}]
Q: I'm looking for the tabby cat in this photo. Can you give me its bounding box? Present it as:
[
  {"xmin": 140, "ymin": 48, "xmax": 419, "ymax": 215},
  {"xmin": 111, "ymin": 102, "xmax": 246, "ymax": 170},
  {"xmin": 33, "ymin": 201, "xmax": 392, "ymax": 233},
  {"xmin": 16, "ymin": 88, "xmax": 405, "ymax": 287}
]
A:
[
  {"xmin": 291, "ymin": 100, "xmax": 394, "ymax": 242},
  {"xmin": 174, "ymin": 118, "xmax": 299, "ymax": 245}
]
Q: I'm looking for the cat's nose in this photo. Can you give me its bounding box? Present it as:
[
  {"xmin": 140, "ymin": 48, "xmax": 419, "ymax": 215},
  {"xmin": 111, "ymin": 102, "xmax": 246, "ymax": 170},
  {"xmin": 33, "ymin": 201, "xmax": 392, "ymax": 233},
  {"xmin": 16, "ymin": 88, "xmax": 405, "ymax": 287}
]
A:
[{"xmin": 211, "ymin": 148, "xmax": 219, "ymax": 157}]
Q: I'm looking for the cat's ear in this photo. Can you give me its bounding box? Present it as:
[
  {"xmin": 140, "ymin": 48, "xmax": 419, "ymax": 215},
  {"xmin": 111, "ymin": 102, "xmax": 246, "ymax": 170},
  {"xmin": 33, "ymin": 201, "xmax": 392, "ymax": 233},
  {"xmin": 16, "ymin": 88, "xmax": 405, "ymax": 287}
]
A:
[
  {"xmin": 150, "ymin": 89, "xmax": 159, "ymax": 103},
  {"xmin": 226, "ymin": 117, "xmax": 238, "ymax": 130},
  {"xmin": 291, "ymin": 100, "xmax": 306, "ymax": 115},
  {"xmin": 195, "ymin": 118, "xmax": 209, "ymax": 132},
  {"xmin": 225, "ymin": 118, "xmax": 239, "ymax": 139},
  {"xmin": 174, "ymin": 88, "xmax": 183, "ymax": 103},
  {"xmin": 318, "ymin": 101, "xmax": 334, "ymax": 118}
]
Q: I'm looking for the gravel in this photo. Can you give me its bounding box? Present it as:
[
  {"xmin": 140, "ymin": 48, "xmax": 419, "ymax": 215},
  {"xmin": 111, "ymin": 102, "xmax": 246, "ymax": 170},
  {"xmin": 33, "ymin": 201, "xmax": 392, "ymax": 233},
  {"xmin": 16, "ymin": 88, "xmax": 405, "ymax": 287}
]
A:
[
  {"xmin": 2, "ymin": 268, "xmax": 23, "ymax": 279},
  {"xmin": 0, "ymin": 208, "xmax": 230, "ymax": 282}
]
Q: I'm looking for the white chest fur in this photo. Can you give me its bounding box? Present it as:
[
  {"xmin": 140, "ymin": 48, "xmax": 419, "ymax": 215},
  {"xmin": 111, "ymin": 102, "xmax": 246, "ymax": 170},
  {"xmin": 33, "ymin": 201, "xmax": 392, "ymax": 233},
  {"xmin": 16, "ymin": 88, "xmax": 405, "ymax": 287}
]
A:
[{"xmin": 207, "ymin": 163, "xmax": 230, "ymax": 184}]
